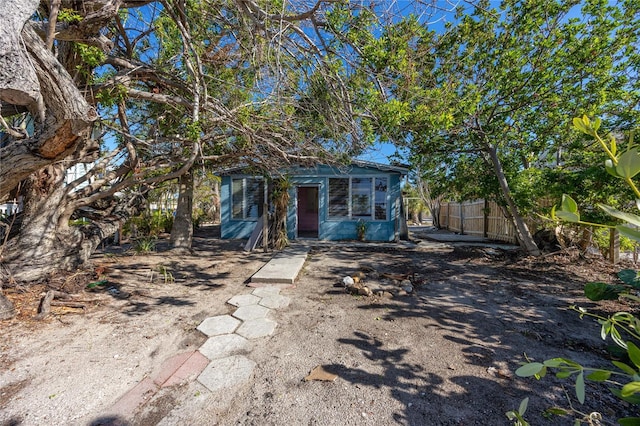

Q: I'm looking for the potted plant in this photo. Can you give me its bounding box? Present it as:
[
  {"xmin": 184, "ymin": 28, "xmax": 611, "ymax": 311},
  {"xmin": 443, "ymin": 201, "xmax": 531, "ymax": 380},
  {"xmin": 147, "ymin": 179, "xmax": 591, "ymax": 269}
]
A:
[{"xmin": 356, "ymin": 219, "xmax": 367, "ymax": 241}]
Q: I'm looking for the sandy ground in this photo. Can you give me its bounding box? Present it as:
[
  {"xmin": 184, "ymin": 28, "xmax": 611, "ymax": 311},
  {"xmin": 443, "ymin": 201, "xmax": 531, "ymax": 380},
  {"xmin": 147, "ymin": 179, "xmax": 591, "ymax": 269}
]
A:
[{"xmin": 1, "ymin": 226, "xmax": 637, "ymax": 425}]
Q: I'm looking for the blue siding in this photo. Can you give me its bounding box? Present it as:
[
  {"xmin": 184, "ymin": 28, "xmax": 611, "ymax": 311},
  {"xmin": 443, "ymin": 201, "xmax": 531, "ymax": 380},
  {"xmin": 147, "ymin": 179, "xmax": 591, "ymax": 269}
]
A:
[{"xmin": 220, "ymin": 164, "xmax": 405, "ymax": 242}]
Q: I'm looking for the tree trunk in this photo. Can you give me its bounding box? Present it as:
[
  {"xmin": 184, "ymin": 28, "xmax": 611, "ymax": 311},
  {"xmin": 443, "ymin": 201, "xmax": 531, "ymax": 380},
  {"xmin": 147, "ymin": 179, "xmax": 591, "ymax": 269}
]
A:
[
  {"xmin": 485, "ymin": 143, "xmax": 540, "ymax": 255},
  {"xmin": 0, "ymin": 165, "xmax": 132, "ymax": 284},
  {"xmin": 170, "ymin": 170, "xmax": 194, "ymax": 250},
  {"xmin": 1, "ymin": 5, "xmax": 97, "ymax": 200}
]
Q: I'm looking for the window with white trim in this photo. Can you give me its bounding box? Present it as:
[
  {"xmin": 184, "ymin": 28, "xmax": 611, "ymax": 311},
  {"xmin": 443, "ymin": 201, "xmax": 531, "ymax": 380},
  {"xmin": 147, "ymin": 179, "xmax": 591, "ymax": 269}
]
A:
[
  {"xmin": 231, "ymin": 177, "xmax": 264, "ymax": 219},
  {"xmin": 328, "ymin": 176, "xmax": 388, "ymax": 220}
]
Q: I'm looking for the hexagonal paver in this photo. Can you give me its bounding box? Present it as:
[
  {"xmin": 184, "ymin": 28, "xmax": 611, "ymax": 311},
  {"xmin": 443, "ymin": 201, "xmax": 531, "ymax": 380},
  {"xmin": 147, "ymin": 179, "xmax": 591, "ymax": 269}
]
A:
[
  {"xmin": 196, "ymin": 315, "xmax": 241, "ymax": 337},
  {"xmin": 258, "ymin": 295, "xmax": 290, "ymax": 309},
  {"xmin": 197, "ymin": 355, "xmax": 256, "ymax": 392},
  {"xmin": 232, "ymin": 304, "xmax": 271, "ymax": 321},
  {"xmin": 235, "ymin": 318, "xmax": 277, "ymax": 339},
  {"xmin": 227, "ymin": 294, "xmax": 261, "ymax": 307},
  {"xmin": 251, "ymin": 286, "xmax": 281, "ymax": 298},
  {"xmin": 199, "ymin": 334, "xmax": 249, "ymax": 360}
]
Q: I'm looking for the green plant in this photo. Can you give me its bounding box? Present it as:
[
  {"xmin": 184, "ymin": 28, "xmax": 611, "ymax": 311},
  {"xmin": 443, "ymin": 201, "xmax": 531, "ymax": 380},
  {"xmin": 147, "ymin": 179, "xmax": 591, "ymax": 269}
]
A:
[
  {"xmin": 134, "ymin": 236, "xmax": 156, "ymax": 253},
  {"xmin": 511, "ymin": 117, "xmax": 640, "ymax": 424},
  {"xmin": 356, "ymin": 219, "xmax": 367, "ymax": 241},
  {"xmin": 271, "ymin": 177, "xmax": 291, "ymax": 250},
  {"xmin": 151, "ymin": 265, "xmax": 174, "ymax": 284},
  {"xmin": 584, "ymin": 269, "xmax": 640, "ymax": 302},
  {"xmin": 505, "ymin": 397, "xmax": 530, "ymax": 426}
]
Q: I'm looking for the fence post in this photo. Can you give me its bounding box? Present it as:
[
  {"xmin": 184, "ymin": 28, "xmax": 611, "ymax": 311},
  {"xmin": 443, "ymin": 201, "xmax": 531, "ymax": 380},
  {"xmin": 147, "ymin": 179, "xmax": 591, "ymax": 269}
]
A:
[
  {"xmin": 460, "ymin": 202, "xmax": 464, "ymax": 235},
  {"xmin": 483, "ymin": 199, "xmax": 488, "ymax": 238},
  {"xmin": 609, "ymin": 228, "xmax": 620, "ymax": 264}
]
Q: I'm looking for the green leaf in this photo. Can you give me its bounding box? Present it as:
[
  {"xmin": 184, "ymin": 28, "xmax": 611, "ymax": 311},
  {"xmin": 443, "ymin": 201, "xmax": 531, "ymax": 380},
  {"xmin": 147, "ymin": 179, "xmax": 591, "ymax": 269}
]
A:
[
  {"xmin": 621, "ymin": 381, "xmax": 640, "ymax": 398},
  {"xmin": 518, "ymin": 397, "xmax": 529, "ymax": 415},
  {"xmin": 556, "ymin": 211, "xmax": 580, "ymax": 222},
  {"xmin": 619, "ymin": 270, "xmax": 640, "ymax": 287},
  {"xmin": 575, "ymin": 371, "xmax": 585, "ymax": 404},
  {"xmin": 618, "ymin": 417, "xmax": 640, "ymax": 426},
  {"xmin": 599, "ymin": 204, "xmax": 640, "ymax": 227},
  {"xmin": 613, "ymin": 361, "xmax": 638, "ymax": 375},
  {"xmin": 515, "ymin": 362, "xmax": 545, "ymax": 377},
  {"xmin": 556, "ymin": 370, "xmax": 573, "ymax": 379},
  {"xmin": 573, "ymin": 117, "xmax": 588, "ymax": 134},
  {"xmin": 610, "ymin": 387, "xmax": 640, "ymax": 405},
  {"xmin": 544, "ymin": 407, "xmax": 570, "ymax": 416},
  {"xmin": 544, "ymin": 358, "xmax": 567, "ymax": 368},
  {"xmin": 618, "ymin": 225, "xmax": 640, "ymax": 242},
  {"xmin": 561, "ymin": 194, "xmax": 578, "ymax": 213},
  {"xmin": 86, "ymin": 280, "xmax": 108, "ymax": 289},
  {"xmin": 605, "ymin": 159, "xmax": 621, "ymax": 177},
  {"xmin": 586, "ymin": 370, "xmax": 611, "ymax": 381},
  {"xmin": 616, "ymin": 149, "xmax": 640, "ymax": 179},
  {"xmin": 584, "ymin": 282, "xmax": 623, "ymax": 301},
  {"xmin": 628, "ymin": 342, "xmax": 640, "ymax": 369}
]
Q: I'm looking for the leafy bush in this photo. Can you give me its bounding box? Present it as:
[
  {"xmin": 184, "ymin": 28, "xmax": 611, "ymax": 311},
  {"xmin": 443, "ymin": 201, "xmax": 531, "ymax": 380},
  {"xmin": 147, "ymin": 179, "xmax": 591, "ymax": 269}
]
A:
[
  {"xmin": 123, "ymin": 210, "xmax": 173, "ymax": 238},
  {"xmin": 510, "ymin": 117, "xmax": 640, "ymax": 425}
]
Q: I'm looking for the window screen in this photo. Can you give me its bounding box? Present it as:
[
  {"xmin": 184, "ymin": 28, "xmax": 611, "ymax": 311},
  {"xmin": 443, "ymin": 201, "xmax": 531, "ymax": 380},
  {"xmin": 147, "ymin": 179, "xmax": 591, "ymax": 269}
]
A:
[{"xmin": 328, "ymin": 178, "xmax": 349, "ymax": 217}]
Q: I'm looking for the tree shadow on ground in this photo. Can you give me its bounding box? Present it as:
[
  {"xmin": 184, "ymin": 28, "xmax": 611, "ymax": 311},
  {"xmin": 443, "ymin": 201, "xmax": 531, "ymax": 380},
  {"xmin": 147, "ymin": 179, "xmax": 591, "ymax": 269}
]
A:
[{"xmin": 309, "ymin": 244, "xmax": 612, "ymax": 424}]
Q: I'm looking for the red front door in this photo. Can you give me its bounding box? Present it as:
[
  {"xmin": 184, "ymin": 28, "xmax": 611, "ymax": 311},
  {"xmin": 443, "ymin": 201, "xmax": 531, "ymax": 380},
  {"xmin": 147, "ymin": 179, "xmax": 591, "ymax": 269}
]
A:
[{"xmin": 297, "ymin": 186, "xmax": 319, "ymax": 238}]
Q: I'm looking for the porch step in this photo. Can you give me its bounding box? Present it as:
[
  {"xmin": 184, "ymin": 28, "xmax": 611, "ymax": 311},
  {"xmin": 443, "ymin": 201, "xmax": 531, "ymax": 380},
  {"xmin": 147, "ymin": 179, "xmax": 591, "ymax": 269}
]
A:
[{"xmin": 250, "ymin": 247, "xmax": 309, "ymax": 285}]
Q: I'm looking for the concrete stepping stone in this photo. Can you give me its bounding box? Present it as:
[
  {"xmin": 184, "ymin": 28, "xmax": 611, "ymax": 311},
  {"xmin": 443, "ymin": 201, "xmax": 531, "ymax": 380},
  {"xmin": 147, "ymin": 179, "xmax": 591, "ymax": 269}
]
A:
[
  {"xmin": 259, "ymin": 295, "xmax": 290, "ymax": 309},
  {"xmin": 235, "ymin": 318, "xmax": 277, "ymax": 339},
  {"xmin": 251, "ymin": 286, "xmax": 281, "ymax": 298},
  {"xmin": 199, "ymin": 334, "xmax": 249, "ymax": 361},
  {"xmin": 197, "ymin": 355, "xmax": 257, "ymax": 392},
  {"xmin": 232, "ymin": 304, "xmax": 271, "ymax": 321},
  {"xmin": 227, "ymin": 294, "xmax": 261, "ymax": 307},
  {"xmin": 196, "ymin": 315, "xmax": 241, "ymax": 337}
]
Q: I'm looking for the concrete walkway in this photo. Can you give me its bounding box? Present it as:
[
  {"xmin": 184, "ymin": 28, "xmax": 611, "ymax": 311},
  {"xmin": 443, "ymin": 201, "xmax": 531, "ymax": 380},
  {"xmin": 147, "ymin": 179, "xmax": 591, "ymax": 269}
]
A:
[
  {"xmin": 105, "ymin": 283, "xmax": 291, "ymax": 420},
  {"xmin": 102, "ymin": 248, "xmax": 306, "ymax": 421},
  {"xmin": 250, "ymin": 247, "xmax": 309, "ymax": 284}
]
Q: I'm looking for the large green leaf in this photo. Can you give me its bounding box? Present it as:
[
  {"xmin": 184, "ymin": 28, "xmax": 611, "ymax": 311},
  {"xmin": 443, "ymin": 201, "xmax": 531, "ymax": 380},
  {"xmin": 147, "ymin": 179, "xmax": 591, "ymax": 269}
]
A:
[
  {"xmin": 599, "ymin": 204, "xmax": 640, "ymax": 227},
  {"xmin": 616, "ymin": 149, "xmax": 640, "ymax": 179},
  {"xmin": 618, "ymin": 225, "xmax": 640, "ymax": 242},
  {"xmin": 584, "ymin": 282, "xmax": 624, "ymax": 301},
  {"xmin": 619, "ymin": 270, "xmax": 640, "ymax": 288}
]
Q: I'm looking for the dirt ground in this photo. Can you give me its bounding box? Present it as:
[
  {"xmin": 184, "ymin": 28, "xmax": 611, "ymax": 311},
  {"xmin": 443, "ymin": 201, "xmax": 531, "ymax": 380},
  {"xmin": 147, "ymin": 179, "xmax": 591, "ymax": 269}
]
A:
[{"xmin": 1, "ymin": 225, "xmax": 638, "ymax": 425}]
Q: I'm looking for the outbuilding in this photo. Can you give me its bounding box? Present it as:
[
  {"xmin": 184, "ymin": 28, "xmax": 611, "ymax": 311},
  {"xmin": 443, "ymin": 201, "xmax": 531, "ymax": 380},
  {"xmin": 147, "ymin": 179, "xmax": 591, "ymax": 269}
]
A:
[{"xmin": 220, "ymin": 161, "xmax": 408, "ymax": 242}]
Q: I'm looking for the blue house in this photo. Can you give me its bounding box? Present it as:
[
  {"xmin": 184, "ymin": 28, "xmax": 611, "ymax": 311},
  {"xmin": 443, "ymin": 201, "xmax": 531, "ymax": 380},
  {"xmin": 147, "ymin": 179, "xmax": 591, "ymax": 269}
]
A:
[{"xmin": 220, "ymin": 161, "xmax": 408, "ymax": 242}]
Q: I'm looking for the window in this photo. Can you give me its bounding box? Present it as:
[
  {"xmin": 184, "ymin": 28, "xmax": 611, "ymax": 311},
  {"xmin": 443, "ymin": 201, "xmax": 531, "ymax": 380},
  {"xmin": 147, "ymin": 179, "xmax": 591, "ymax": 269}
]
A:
[
  {"xmin": 351, "ymin": 177, "xmax": 372, "ymax": 218},
  {"xmin": 328, "ymin": 178, "xmax": 349, "ymax": 217},
  {"xmin": 231, "ymin": 177, "xmax": 264, "ymax": 220},
  {"xmin": 375, "ymin": 177, "xmax": 388, "ymax": 220},
  {"xmin": 328, "ymin": 176, "xmax": 388, "ymax": 220}
]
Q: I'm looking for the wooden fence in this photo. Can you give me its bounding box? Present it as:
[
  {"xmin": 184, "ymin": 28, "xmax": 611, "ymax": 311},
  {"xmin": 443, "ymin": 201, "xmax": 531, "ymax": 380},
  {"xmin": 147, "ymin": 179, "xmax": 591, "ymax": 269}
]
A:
[{"xmin": 439, "ymin": 199, "xmax": 521, "ymax": 244}]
